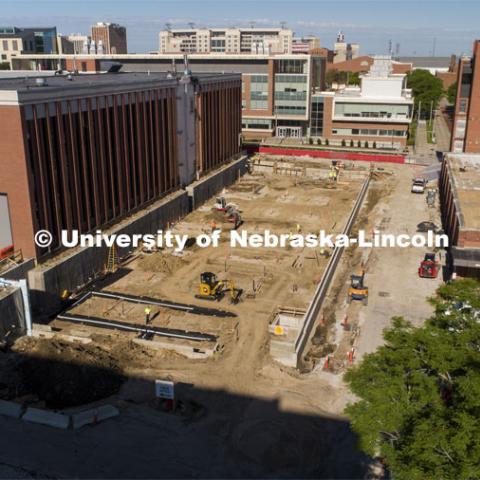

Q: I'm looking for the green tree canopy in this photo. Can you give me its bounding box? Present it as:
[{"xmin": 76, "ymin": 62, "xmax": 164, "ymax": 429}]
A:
[
  {"xmin": 344, "ymin": 279, "xmax": 480, "ymax": 479},
  {"xmin": 406, "ymin": 69, "xmax": 444, "ymax": 119},
  {"xmin": 447, "ymin": 81, "xmax": 458, "ymax": 105},
  {"xmin": 326, "ymin": 69, "xmax": 363, "ymax": 88}
]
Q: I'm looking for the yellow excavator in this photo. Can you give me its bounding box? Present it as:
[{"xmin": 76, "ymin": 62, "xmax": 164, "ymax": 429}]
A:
[
  {"xmin": 196, "ymin": 272, "xmax": 242, "ymax": 304},
  {"xmin": 347, "ymin": 269, "xmax": 369, "ymax": 306}
]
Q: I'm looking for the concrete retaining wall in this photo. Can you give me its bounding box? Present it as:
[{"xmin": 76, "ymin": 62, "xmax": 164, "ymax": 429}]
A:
[
  {"xmin": 1, "ymin": 259, "xmax": 35, "ymax": 281},
  {"xmin": 0, "ymin": 286, "xmax": 26, "ymax": 341},
  {"xmin": 28, "ymin": 191, "xmax": 189, "ymax": 315},
  {"xmin": 187, "ymin": 156, "xmax": 248, "ymax": 209}
]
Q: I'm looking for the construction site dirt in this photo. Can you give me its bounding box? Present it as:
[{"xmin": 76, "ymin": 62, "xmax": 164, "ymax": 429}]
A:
[{"xmin": 0, "ymin": 159, "xmax": 441, "ymax": 479}]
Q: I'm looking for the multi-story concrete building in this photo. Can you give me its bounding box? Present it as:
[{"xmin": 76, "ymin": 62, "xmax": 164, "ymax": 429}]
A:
[
  {"xmin": 291, "ymin": 36, "xmax": 321, "ymax": 54},
  {"xmin": 311, "ymin": 56, "xmax": 413, "ymax": 149},
  {"xmin": 0, "ymin": 71, "xmax": 241, "ymax": 261},
  {"xmin": 159, "ymin": 27, "xmax": 293, "ymax": 55},
  {"xmin": 57, "ymin": 34, "xmax": 91, "ymax": 55},
  {"xmin": 0, "ymin": 27, "xmax": 57, "ymax": 64},
  {"xmin": 439, "ymin": 153, "xmax": 480, "ymax": 278},
  {"xmin": 333, "ymin": 31, "xmax": 359, "ymax": 64},
  {"xmin": 451, "ymin": 41, "xmax": 480, "ymax": 153},
  {"xmin": 11, "ymin": 52, "xmax": 326, "ymax": 139},
  {"xmin": 91, "ymin": 22, "xmax": 127, "ymax": 54}
]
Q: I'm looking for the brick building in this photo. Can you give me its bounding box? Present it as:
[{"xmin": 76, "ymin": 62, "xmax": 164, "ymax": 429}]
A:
[
  {"xmin": 0, "ymin": 71, "xmax": 241, "ymax": 261},
  {"xmin": 439, "ymin": 153, "xmax": 480, "ymax": 278},
  {"xmin": 451, "ymin": 41, "xmax": 480, "ymax": 153},
  {"xmin": 91, "ymin": 23, "xmax": 127, "ymax": 54}
]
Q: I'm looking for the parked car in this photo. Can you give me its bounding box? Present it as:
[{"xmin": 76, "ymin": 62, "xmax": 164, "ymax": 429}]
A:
[{"xmin": 411, "ymin": 177, "xmax": 427, "ymax": 194}]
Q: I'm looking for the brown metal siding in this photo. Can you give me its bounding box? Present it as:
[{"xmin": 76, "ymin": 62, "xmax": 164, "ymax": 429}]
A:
[
  {"xmin": 195, "ymin": 80, "xmax": 241, "ymax": 175},
  {"xmin": 23, "ymin": 88, "xmax": 178, "ymax": 259}
]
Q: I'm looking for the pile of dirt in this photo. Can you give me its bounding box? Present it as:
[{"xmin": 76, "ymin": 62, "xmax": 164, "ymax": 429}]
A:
[
  {"xmin": 137, "ymin": 253, "xmax": 187, "ymax": 274},
  {"xmin": 10, "ymin": 338, "xmax": 125, "ymax": 409}
]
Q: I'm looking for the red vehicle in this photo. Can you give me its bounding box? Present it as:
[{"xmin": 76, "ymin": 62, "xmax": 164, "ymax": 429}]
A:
[{"xmin": 419, "ymin": 253, "xmax": 440, "ymax": 278}]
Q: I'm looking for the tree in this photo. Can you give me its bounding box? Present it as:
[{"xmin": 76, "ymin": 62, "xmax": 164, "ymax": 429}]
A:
[
  {"xmin": 447, "ymin": 81, "xmax": 458, "ymax": 105},
  {"xmin": 317, "ymin": 138, "xmax": 322, "ymax": 145},
  {"xmin": 348, "ymin": 71, "xmax": 361, "ymax": 86},
  {"xmin": 406, "ymin": 69, "xmax": 444, "ymax": 119},
  {"xmin": 373, "ymin": 141, "xmax": 377, "ymax": 149},
  {"xmin": 341, "ymin": 139, "xmax": 346, "ymax": 147},
  {"xmin": 350, "ymin": 140, "xmax": 354, "ymax": 147},
  {"xmin": 357, "ymin": 140, "xmax": 362, "ymax": 148},
  {"xmin": 344, "ymin": 279, "xmax": 480, "ymax": 479},
  {"xmin": 0, "ymin": 63, "xmax": 9, "ymax": 71}
]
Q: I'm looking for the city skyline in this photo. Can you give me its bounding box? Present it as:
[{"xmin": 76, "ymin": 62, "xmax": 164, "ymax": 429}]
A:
[{"xmin": 2, "ymin": 0, "xmax": 479, "ymax": 56}]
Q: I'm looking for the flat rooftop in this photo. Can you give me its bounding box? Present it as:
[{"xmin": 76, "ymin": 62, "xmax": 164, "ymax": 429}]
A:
[
  {"xmin": 0, "ymin": 71, "xmax": 237, "ymax": 92},
  {"xmin": 446, "ymin": 153, "xmax": 480, "ymax": 230}
]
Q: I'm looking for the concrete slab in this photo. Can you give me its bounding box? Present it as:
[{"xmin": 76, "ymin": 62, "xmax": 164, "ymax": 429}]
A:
[
  {"xmin": 71, "ymin": 405, "xmax": 119, "ymax": 430},
  {"xmin": 0, "ymin": 399, "xmax": 24, "ymax": 419},
  {"xmin": 23, "ymin": 407, "xmax": 70, "ymax": 429}
]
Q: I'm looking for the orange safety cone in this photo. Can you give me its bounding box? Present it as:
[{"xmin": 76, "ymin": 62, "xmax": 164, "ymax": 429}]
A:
[
  {"xmin": 347, "ymin": 348, "xmax": 355, "ymax": 364},
  {"xmin": 323, "ymin": 355, "xmax": 330, "ymax": 371}
]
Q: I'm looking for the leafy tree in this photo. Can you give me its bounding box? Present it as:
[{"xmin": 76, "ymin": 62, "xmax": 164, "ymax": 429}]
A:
[
  {"xmin": 373, "ymin": 141, "xmax": 377, "ymax": 149},
  {"xmin": 0, "ymin": 62, "xmax": 10, "ymax": 70},
  {"xmin": 317, "ymin": 138, "xmax": 322, "ymax": 145},
  {"xmin": 325, "ymin": 138, "xmax": 329, "ymax": 146},
  {"xmin": 357, "ymin": 140, "xmax": 362, "ymax": 148},
  {"xmin": 407, "ymin": 69, "xmax": 444, "ymax": 119},
  {"xmin": 345, "ymin": 279, "xmax": 480, "ymax": 479},
  {"xmin": 350, "ymin": 139, "xmax": 355, "ymax": 147},
  {"xmin": 446, "ymin": 81, "xmax": 458, "ymax": 105},
  {"xmin": 341, "ymin": 139, "xmax": 346, "ymax": 147},
  {"xmin": 326, "ymin": 69, "xmax": 363, "ymax": 88},
  {"xmin": 348, "ymin": 71, "xmax": 361, "ymax": 86}
]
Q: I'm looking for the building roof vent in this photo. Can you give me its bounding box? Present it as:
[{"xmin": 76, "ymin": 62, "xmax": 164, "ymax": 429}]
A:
[{"xmin": 35, "ymin": 77, "xmax": 48, "ymax": 87}]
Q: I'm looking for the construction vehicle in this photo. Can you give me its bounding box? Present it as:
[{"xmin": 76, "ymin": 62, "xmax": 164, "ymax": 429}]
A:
[
  {"xmin": 226, "ymin": 206, "xmax": 242, "ymax": 230},
  {"xmin": 418, "ymin": 253, "xmax": 440, "ymax": 278},
  {"xmin": 195, "ymin": 271, "xmax": 242, "ymax": 304},
  {"xmin": 347, "ymin": 269, "xmax": 369, "ymax": 305},
  {"xmin": 213, "ymin": 196, "xmax": 228, "ymax": 211}
]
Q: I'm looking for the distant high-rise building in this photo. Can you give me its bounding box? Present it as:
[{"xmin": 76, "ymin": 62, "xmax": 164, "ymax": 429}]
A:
[
  {"xmin": 57, "ymin": 34, "xmax": 91, "ymax": 54},
  {"xmin": 91, "ymin": 22, "xmax": 127, "ymax": 54},
  {"xmin": 291, "ymin": 35, "xmax": 321, "ymax": 54},
  {"xmin": 333, "ymin": 31, "xmax": 359, "ymax": 63},
  {"xmin": 0, "ymin": 26, "xmax": 57, "ymax": 64},
  {"xmin": 159, "ymin": 27, "xmax": 293, "ymax": 54}
]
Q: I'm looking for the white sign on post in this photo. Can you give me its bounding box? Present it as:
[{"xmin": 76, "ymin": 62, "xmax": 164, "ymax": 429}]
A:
[{"xmin": 155, "ymin": 380, "xmax": 175, "ymax": 400}]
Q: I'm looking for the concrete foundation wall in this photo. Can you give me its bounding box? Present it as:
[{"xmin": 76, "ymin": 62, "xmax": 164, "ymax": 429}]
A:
[
  {"xmin": 1, "ymin": 259, "xmax": 35, "ymax": 281},
  {"xmin": 187, "ymin": 156, "xmax": 248, "ymax": 209},
  {"xmin": 0, "ymin": 287, "xmax": 25, "ymax": 341},
  {"xmin": 28, "ymin": 191, "xmax": 189, "ymax": 315}
]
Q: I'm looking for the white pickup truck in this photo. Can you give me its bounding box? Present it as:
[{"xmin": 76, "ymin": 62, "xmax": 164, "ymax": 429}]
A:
[{"xmin": 411, "ymin": 177, "xmax": 427, "ymax": 194}]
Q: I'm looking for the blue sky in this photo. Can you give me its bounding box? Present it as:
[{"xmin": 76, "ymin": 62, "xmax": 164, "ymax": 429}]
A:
[{"xmin": 2, "ymin": 0, "xmax": 479, "ymax": 56}]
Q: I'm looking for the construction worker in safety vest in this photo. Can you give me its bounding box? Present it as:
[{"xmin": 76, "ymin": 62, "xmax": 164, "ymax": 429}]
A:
[{"xmin": 144, "ymin": 307, "xmax": 151, "ymax": 325}]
